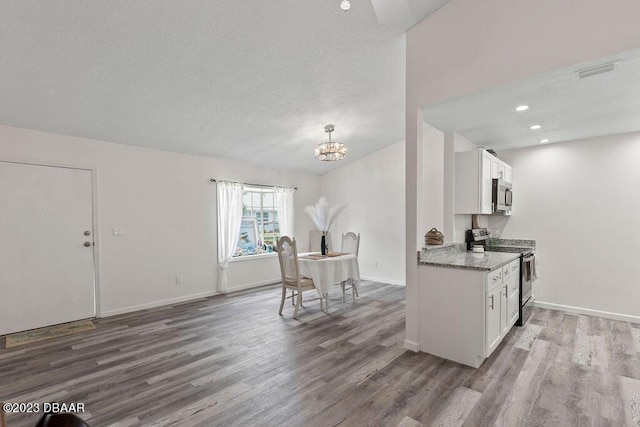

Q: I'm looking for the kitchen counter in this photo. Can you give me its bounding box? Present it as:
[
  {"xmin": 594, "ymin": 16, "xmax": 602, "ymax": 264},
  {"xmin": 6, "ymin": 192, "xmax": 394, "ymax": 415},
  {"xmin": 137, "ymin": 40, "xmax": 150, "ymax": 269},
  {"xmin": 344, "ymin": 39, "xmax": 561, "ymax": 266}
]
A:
[
  {"xmin": 418, "ymin": 238, "xmax": 535, "ymax": 271},
  {"xmin": 490, "ymin": 238, "xmax": 536, "ymax": 249},
  {"xmin": 419, "ymin": 249, "xmax": 520, "ymax": 271}
]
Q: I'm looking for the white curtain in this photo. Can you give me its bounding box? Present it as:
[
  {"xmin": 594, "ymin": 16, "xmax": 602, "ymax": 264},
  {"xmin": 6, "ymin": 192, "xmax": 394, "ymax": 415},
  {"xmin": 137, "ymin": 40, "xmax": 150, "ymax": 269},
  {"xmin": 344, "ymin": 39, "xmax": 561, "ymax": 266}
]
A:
[
  {"xmin": 216, "ymin": 181, "xmax": 244, "ymax": 293},
  {"xmin": 274, "ymin": 187, "xmax": 295, "ymax": 238}
]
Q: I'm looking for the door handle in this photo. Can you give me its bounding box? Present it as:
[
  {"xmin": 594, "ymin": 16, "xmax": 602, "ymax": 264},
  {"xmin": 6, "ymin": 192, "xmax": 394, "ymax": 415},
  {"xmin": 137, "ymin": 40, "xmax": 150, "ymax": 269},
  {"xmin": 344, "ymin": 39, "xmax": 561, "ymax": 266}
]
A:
[
  {"xmin": 489, "ymin": 294, "xmax": 494, "ymax": 309},
  {"xmin": 84, "ymin": 242, "xmax": 92, "ymax": 247}
]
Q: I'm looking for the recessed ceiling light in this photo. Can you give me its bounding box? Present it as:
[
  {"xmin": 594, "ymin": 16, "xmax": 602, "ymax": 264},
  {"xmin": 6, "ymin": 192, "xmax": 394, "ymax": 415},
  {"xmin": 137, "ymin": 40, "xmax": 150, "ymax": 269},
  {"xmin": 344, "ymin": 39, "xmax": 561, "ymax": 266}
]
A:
[
  {"xmin": 530, "ymin": 124, "xmax": 542, "ymax": 130},
  {"xmin": 539, "ymin": 138, "xmax": 550, "ymax": 144},
  {"xmin": 340, "ymin": 0, "xmax": 351, "ymax": 11},
  {"xmin": 515, "ymin": 105, "xmax": 529, "ymax": 112}
]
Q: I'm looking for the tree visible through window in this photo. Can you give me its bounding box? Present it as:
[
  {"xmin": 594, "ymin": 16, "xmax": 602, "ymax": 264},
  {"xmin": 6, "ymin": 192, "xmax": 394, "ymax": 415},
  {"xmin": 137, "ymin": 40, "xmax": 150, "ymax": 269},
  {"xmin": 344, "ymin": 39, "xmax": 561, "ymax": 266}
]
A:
[{"xmin": 234, "ymin": 186, "xmax": 280, "ymax": 257}]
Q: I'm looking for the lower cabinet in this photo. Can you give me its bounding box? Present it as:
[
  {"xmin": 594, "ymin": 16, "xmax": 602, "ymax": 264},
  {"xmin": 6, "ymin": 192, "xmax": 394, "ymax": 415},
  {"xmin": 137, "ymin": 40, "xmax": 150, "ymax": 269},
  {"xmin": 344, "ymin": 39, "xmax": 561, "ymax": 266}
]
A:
[
  {"xmin": 485, "ymin": 260, "xmax": 520, "ymax": 356},
  {"xmin": 418, "ymin": 258, "xmax": 520, "ymax": 368},
  {"xmin": 485, "ymin": 284, "xmax": 503, "ymax": 355}
]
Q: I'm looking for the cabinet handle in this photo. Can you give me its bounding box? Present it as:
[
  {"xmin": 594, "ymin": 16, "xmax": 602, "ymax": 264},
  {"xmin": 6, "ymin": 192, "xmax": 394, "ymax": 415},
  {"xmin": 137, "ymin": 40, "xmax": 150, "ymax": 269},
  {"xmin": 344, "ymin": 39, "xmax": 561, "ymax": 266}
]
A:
[
  {"xmin": 489, "ymin": 295, "xmax": 494, "ymax": 309},
  {"xmin": 504, "ymin": 285, "xmax": 508, "ymax": 296}
]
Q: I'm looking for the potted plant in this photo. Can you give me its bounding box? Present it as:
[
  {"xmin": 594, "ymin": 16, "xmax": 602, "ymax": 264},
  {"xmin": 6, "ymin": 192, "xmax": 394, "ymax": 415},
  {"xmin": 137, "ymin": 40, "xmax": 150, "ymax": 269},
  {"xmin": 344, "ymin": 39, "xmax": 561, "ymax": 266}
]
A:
[{"xmin": 305, "ymin": 196, "xmax": 345, "ymax": 255}]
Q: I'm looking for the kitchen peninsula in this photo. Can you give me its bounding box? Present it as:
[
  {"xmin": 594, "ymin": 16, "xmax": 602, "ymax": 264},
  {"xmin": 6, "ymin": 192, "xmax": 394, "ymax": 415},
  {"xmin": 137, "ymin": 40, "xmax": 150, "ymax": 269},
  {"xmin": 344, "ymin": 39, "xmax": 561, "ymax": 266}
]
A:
[{"xmin": 417, "ymin": 241, "xmax": 534, "ymax": 368}]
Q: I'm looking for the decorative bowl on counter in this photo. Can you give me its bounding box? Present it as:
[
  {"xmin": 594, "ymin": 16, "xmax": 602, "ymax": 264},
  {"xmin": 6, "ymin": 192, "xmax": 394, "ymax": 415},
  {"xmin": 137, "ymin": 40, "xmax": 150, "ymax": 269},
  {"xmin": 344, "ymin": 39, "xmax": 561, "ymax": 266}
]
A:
[{"xmin": 425, "ymin": 228, "xmax": 445, "ymax": 245}]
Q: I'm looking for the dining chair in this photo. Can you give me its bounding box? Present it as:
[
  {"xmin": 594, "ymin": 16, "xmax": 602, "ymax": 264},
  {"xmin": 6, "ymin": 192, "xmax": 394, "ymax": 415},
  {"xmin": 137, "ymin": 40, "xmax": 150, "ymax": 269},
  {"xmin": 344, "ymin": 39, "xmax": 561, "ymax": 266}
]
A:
[
  {"xmin": 277, "ymin": 236, "xmax": 321, "ymax": 318},
  {"xmin": 309, "ymin": 230, "xmax": 332, "ymax": 253},
  {"xmin": 341, "ymin": 232, "xmax": 360, "ymax": 303}
]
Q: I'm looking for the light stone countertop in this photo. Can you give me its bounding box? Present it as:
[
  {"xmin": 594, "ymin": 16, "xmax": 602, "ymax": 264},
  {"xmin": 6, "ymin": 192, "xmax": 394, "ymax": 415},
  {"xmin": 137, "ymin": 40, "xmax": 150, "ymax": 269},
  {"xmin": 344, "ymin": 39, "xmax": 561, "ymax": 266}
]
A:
[{"xmin": 419, "ymin": 246, "xmax": 520, "ymax": 271}]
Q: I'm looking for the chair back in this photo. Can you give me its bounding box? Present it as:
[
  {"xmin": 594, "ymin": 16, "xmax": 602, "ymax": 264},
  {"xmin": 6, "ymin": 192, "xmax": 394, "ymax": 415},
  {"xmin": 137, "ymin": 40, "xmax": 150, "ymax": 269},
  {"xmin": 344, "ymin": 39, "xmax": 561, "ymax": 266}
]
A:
[
  {"xmin": 341, "ymin": 232, "xmax": 360, "ymax": 256},
  {"xmin": 277, "ymin": 236, "xmax": 300, "ymax": 286},
  {"xmin": 309, "ymin": 230, "xmax": 332, "ymax": 253}
]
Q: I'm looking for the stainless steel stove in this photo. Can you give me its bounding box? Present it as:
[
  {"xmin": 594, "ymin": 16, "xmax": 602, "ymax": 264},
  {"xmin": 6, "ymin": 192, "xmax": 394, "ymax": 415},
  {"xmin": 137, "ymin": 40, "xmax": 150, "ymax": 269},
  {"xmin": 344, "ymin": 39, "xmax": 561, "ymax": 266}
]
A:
[{"xmin": 465, "ymin": 228, "xmax": 536, "ymax": 326}]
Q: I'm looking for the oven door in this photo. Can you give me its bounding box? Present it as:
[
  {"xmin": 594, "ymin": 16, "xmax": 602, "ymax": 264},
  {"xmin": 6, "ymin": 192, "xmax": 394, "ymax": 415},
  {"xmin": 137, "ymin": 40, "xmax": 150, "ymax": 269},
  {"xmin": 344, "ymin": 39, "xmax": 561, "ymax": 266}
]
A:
[
  {"xmin": 517, "ymin": 253, "xmax": 535, "ymax": 326},
  {"xmin": 521, "ymin": 253, "xmax": 535, "ymax": 299}
]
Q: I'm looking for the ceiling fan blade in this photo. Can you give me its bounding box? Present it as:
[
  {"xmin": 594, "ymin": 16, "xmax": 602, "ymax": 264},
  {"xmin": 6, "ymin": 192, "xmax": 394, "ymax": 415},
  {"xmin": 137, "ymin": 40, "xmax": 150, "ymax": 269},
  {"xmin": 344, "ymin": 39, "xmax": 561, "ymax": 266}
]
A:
[{"xmin": 370, "ymin": 0, "xmax": 410, "ymax": 24}]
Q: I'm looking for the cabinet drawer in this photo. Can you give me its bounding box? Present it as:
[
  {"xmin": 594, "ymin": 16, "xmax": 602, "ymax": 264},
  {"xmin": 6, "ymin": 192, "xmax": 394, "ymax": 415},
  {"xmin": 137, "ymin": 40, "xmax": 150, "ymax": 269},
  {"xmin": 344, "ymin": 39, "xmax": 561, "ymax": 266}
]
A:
[
  {"xmin": 502, "ymin": 259, "xmax": 519, "ymax": 279},
  {"xmin": 488, "ymin": 268, "xmax": 502, "ymax": 287},
  {"xmin": 502, "ymin": 265, "xmax": 511, "ymax": 282},
  {"xmin": 510, "ymin": 261, "xmax": 520, "ymax": 275}
]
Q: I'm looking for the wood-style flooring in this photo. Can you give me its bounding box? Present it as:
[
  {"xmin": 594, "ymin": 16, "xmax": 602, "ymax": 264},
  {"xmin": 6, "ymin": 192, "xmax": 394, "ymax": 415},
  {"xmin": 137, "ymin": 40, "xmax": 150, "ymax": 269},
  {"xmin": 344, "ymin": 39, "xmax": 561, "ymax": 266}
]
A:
[{"xmin": 1, "ymin": 282, "xmax": 640, "ymax": 426}]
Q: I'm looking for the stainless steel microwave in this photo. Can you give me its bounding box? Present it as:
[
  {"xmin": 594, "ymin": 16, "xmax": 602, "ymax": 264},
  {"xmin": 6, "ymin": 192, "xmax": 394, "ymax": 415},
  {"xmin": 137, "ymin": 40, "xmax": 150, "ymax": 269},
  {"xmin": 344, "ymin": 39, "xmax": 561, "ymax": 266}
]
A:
[{"xmin": 492, "ymin": 178, "xmax": 512, "ymax": 213}]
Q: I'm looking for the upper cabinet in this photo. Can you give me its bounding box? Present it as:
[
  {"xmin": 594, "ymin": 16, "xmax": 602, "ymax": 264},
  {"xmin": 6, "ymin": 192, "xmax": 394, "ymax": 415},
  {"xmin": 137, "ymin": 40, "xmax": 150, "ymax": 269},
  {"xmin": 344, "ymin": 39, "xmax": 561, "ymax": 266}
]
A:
[
  {"xmin": 454, "ymin": 148, "xmax": 512, "ymax": 215},
  {"xmin": 490, "ymin": 156, "xmax": 512, "ymax": 183}
]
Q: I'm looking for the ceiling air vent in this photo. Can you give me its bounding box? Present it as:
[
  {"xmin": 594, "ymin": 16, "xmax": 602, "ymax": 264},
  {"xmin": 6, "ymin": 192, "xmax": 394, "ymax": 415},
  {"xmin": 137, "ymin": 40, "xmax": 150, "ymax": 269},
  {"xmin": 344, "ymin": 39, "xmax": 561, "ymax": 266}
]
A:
[{"xmin": 574, "ymin": 60, "xmax": 621, "ymax": 79}]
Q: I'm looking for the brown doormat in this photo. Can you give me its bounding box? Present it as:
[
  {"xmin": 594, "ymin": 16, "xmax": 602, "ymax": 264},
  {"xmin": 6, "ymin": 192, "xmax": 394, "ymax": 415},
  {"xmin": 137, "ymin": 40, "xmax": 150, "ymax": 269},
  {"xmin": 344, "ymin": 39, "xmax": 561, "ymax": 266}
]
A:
[{"xmin": 4, "ymin": 319, "xmax": 95, "ymax": 348}]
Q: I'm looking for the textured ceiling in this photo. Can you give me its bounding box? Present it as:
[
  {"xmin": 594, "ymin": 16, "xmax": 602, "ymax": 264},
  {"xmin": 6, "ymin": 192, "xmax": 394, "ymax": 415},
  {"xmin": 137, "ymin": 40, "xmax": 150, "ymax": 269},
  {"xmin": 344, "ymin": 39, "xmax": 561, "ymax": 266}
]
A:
[
  {"xmin": 0, "ymin": 0, "xmax": 451, "ymax": 175},
  {"xmin": 422, "ymin": 48, "xmax": 640, "ymax": 152}
]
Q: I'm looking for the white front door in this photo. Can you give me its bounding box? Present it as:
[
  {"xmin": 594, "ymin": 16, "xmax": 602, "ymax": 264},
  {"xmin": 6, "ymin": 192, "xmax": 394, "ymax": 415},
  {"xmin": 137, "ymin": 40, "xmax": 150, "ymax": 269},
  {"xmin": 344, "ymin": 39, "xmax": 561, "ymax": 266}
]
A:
[{"xmin": 0, "ymin": 161, "xmax": 96, "ymax": 335}]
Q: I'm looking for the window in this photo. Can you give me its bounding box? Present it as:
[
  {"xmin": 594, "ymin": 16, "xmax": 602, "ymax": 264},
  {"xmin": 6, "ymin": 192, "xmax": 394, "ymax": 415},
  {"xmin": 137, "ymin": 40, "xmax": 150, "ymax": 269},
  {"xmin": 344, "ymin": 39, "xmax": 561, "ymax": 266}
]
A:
[{"xmin": 234, "ymin": 186, "xmax": 280, "ymax": 257}]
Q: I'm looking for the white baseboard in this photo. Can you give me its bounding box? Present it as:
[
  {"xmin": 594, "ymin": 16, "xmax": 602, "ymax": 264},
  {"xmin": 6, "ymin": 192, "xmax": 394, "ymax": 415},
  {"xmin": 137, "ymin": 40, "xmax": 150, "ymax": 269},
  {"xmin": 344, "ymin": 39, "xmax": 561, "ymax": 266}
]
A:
[
  {"xmin": 100, "ymin": 290, "xmax": 221, "ymax": 318},
  {"xmin": 360, "ymin": 276, "xmax": 406, "ymax": 286},
  {"xmin": 404, "ymin": 339, "xmax": 420, "ymax": 352},
  {"xmin": 227, "ymin": 278, "xmax": 280, "ymax": 293},
  {"xmin": 534, "ymin": 300, "xmax": 640, "ymax": 324},
  {"xmin": 100, "ymin": 280, "xmax": 280, "ymax": 318}
]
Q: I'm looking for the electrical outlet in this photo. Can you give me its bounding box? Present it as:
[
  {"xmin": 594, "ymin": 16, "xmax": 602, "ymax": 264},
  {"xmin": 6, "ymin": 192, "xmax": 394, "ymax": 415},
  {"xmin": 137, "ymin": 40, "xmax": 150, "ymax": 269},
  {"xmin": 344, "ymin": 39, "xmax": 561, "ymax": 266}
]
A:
[{"xmin": 176, "ymin": 274, "xmax": 183, "ymax": 285}]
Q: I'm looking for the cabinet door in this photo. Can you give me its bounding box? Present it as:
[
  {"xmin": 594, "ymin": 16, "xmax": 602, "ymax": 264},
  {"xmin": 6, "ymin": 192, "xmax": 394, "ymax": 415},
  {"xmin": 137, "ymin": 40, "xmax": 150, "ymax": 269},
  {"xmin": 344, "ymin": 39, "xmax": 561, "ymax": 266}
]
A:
[
  {"xmin": 507, "ymin": 291, "xmax": 520, "ymax": 327},
  {"xmin": 504, "ymin": 165, "xmax": 513, "ymax": 183},
  {"xmin": 507, "ymin": 274, "xmax": 519, "ymax": 299},
  {"xmin": 486, "ymin": 286, "xmax": 502, "ymax": 355},
  {"xmin": 501, "ymin": 284, "xmax": 509, "ymax": 335},
  {"xmin": 480, "ymin": 152, "xmax": 493, "ymax": 214},
  {"xmin": 491, "ymin": 157, "xmax": 501, "ymax": 179}
]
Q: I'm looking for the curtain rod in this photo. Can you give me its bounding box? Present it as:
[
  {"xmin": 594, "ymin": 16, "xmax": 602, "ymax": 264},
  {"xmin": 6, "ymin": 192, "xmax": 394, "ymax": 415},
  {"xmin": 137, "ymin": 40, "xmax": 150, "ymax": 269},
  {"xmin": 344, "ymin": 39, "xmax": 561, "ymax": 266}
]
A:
[{"xmin": 209, "ymin": 179, "xmax": 298, "ymax": 190}]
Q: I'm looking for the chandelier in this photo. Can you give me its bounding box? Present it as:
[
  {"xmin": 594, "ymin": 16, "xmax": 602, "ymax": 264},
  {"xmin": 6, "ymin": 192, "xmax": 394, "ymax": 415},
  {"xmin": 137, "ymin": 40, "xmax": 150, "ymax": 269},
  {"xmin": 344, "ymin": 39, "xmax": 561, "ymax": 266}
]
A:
[{"xmin": 315, "ymin": 124, "xmax": 347, "ymax": 161}]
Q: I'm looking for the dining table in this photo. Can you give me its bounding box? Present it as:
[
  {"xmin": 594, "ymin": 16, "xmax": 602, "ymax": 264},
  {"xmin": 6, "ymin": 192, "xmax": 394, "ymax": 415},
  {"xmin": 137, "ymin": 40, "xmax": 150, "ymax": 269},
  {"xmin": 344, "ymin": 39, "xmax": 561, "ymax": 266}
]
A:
[{"xmin": 297, "ymin": 252, "xmax": 360, "ymax": 300}]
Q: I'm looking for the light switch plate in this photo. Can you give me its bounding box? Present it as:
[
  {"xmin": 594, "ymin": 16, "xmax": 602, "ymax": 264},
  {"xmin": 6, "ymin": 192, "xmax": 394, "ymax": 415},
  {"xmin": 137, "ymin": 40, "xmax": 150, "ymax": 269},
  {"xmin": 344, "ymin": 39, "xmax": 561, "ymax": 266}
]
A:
[{"xmin": 113, "ymin": 227, "xmax": 124, "ymax": 237}]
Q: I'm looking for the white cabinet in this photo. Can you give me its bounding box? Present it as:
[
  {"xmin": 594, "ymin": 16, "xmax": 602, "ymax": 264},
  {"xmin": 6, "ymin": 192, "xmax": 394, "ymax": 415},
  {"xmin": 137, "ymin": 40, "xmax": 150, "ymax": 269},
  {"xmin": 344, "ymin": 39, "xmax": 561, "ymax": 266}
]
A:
[
  {"xmin": 454, "ymin": 149, "xmax": 493, "ymax": 214},
  {"xmin": 504, "ymin": 261, "xmax": 520, "ymax": 326},
  {"xmin": 491, "ymin": 155, "xmax": 512, "ymax": 183},
  {"xmin": 485, "ymin": 284, "xmax": 503, "ymax": 355},
  {"xmin": 484, "ymin": 259, "xmax": 520, "ymax": 357},
  {"xmin": 454, "ymin": 148, "xmax": 512, "ymax": 214},
  {"xmin": 507, "ymin": 291, "xmax": 520, "ymax": 326},
  {"xmin": 504, "ymin": 164, "xmax": 513, "ymax": 184},
  {"xmin": 418, "ymin": 259, "xmax": 521, "ymax": 368}
]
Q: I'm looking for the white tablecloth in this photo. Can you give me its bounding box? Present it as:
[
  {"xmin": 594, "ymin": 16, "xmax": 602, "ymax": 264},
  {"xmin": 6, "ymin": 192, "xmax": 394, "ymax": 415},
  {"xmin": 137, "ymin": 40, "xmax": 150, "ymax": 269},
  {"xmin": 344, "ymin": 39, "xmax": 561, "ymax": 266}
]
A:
[{"xmin": 298, "ymin": 252, "xmax": 360, "ymax": 296}]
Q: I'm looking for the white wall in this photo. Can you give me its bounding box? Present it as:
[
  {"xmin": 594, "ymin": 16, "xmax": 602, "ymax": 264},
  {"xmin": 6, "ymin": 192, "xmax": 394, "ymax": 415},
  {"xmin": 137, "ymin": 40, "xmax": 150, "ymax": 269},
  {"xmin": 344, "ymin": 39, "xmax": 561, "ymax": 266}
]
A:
[
  {"xmin": 320, "ymin": 141, "xmax": 405, "ymax": 285},
  {"xmin": 419, "ymin": 126, "xmax": 444, "ymax": 248},
  {"xmin": 486, "ymin": 132, "xmax": 640, "ymax": 319},
  {"xmin": 0, "ymin": 124, "xmax": 320, "ymax": 316},
  {"xmin": 405, "ymin": 0, "xmax": 640, "ymax": 348}
]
